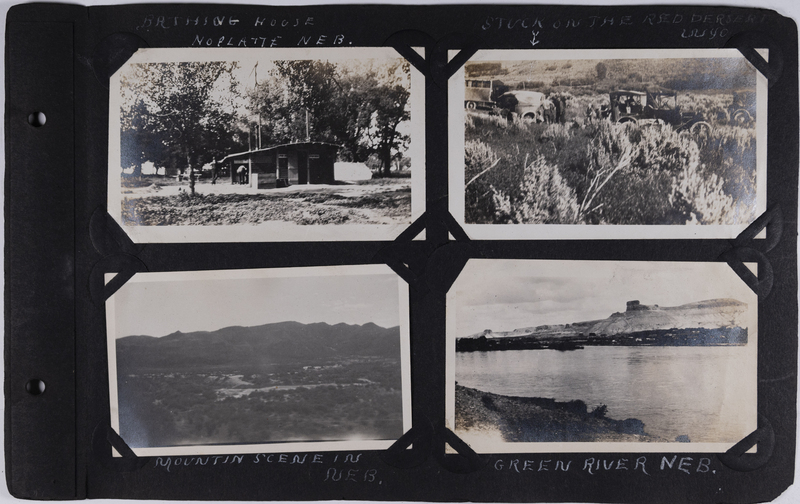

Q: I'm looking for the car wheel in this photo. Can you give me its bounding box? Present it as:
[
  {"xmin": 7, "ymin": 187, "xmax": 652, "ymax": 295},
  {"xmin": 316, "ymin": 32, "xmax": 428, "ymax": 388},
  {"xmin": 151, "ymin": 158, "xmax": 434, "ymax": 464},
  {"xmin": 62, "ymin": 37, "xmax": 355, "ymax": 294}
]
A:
[
  {"xmin": 732, "ymin": 109, "xmax": 751, "ymax": 125},
  {"xmin": 690, "ymin": 121, "xmax": 712, "ymax": 146}
]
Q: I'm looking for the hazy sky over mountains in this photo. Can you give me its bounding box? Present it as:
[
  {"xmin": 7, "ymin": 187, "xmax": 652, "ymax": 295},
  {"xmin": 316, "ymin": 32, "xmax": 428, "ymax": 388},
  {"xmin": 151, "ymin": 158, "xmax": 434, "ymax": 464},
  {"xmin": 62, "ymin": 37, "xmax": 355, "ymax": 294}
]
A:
[{"xmin": 111, "ymin": 267, "xmax": 402, "ymax": 338}]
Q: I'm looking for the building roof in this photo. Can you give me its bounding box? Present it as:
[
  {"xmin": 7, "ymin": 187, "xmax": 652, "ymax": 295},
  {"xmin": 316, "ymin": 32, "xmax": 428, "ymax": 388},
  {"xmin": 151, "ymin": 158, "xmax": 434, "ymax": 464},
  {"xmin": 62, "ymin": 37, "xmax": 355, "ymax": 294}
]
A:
[{"xmin": 220, "ymin": 141, "xmax": 340, "ymax": 163}]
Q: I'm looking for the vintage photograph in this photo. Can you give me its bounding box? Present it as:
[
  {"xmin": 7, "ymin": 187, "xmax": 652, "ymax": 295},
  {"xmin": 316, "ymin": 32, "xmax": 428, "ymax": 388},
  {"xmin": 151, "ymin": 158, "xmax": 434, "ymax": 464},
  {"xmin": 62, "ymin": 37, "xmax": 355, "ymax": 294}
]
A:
[
  {"xmin": 446, "ymin": 259, "xmax": 757, "ymax": 453},
  {"xmin": 106, "ymin": 265, "xmax": 411, "ymax": 456},
  {"xmin": 449, "ymin": 49, "xmax": 767, "ymax": 239},
  {"xmin": 108, "ymin": 48, "xmax": 424, "ymax": 242}
]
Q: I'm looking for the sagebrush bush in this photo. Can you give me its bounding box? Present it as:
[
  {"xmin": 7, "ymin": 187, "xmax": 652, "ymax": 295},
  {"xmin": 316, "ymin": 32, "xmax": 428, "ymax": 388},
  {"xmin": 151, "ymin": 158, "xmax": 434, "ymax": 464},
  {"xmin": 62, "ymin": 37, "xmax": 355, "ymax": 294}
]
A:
[
  {"xmin": 539, "ymin": 124, "xmax": 573, "ymax": 146},
  {"xmin": 670, "ymin": 164, "xmax": 735, "ymax": 224},
  {"xmin": 465, "ymin": 139, "xmax": 499, "ymax": 181},
  {"xmin": 464, "ymin": 114, "xmax": 542, "ymax": 223},
  {"xmin": 491, "ymin": 154, "xmax": 578, "ymax": 224},
  {"xmin": 699, "ymin": 125, "xmax": 757, "ymax": 217},
  {"xmin": 634, "ymin": 124, "xmax": 700, "ymax": 176},
  {"xmin": 464, "ymin": 139, "xmax": 503, "ymax": 223},
  {"xmin": 463, "ymin": 89, "xmax": 757, "ymax": 226}
]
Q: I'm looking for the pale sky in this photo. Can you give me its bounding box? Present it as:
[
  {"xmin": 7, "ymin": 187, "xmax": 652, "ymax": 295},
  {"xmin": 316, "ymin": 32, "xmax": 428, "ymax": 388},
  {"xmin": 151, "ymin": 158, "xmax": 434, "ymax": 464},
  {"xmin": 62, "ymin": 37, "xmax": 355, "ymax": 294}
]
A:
[
  {"xmin": 451, "ymin": 259, "xmax": 757, "ymax": 336},
  {"xmin": 111, "ymin": 267, "xmax": 402, "ymax": 338}
]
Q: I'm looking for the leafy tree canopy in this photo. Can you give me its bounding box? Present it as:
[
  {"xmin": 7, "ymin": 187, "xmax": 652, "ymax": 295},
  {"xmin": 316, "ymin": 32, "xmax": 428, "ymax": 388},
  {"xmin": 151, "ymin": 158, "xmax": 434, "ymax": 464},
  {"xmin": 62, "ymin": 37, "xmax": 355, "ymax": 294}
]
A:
[
  {"xmin": 119, "ymin": 61, "xmax": 246, "ymax": 191},
  {"xmin": 248, "ymin": 59, "xmax": 411, "ymax": 175}
]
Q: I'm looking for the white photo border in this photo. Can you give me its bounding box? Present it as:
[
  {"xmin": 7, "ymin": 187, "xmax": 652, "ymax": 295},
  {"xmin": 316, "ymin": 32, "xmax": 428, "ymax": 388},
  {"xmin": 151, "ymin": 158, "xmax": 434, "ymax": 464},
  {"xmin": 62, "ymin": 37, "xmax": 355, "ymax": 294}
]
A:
[
  {"xmin": 106, "ymin": 264, "xmax": 412, "ymax": 457},
  {"xmin": 445, "ymin": 258, "xmax": 758, "ymax": 453},
  {"xmin": 448, "ymin": 48, "xmax": 768, "ymax": 240},
  {"xmin": 109, "ymin": 47, "xmax": 425, "ymax": 243}
]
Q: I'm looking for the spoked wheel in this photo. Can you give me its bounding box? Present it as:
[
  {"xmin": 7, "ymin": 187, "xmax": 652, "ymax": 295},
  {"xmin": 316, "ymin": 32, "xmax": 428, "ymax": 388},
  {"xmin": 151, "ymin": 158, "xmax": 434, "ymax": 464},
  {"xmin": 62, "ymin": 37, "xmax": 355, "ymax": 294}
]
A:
[
  {"xmin": 732, "ymin": 109, "xmax": 752, "ymax": 126},
  {"xmin": 689, "ymin": 121, "xmax": 712, "ymax": 147}
]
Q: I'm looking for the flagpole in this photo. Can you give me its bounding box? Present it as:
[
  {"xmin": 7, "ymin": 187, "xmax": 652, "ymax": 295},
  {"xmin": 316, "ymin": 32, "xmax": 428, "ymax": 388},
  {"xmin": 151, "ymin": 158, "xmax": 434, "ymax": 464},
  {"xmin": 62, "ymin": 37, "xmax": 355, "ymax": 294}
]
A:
[{"xmin": 254, "ymin": 62, "xmax": 262, "ymax": 149}]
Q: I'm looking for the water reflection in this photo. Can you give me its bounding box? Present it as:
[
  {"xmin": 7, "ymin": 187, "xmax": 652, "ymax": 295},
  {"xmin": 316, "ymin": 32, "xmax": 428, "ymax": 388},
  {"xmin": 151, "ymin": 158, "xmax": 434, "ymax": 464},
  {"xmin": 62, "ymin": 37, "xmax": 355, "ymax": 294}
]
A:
[{"xmin": 456, "ymin": 346, "xmax": 750, "ymax": 442}]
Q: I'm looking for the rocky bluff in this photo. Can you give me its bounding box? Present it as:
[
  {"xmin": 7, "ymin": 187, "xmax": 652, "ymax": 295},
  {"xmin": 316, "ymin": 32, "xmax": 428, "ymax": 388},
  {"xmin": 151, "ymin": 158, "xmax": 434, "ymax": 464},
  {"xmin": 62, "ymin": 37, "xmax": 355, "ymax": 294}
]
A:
[{"xmin": 462, "ymin": 298, "xmax": 747, "ymax": 340}]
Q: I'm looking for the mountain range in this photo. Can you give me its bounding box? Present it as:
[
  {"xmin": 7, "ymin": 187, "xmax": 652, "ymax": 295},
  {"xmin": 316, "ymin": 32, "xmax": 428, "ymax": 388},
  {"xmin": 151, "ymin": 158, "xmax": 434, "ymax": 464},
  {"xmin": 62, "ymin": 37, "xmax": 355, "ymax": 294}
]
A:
[
  {"xmin": 466, "ymin": 298, "xmax": 748, "ymax": 340},
  {"xmin": 116, "ymin": 321, "xmax": 400, "ymax": 372}
]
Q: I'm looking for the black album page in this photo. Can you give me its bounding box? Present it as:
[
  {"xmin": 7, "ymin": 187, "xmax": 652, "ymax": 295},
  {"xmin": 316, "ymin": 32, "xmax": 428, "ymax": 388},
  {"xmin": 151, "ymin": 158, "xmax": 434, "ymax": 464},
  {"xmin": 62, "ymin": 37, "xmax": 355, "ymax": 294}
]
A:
[{"xmin": 4, "ymin": 1, "xmax": 798, "ymax": 503}]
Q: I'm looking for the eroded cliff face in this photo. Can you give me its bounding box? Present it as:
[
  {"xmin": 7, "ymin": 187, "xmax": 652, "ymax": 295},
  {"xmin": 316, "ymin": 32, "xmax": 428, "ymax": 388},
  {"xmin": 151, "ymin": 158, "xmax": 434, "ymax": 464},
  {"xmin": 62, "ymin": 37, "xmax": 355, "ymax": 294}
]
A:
[
  {"xmin": 469, "ymin": 298, "xmax": 749, "ymax": 339},
  {"xmin": 588, "ymin": 299, "xmax": 748, "ymax": 335}
]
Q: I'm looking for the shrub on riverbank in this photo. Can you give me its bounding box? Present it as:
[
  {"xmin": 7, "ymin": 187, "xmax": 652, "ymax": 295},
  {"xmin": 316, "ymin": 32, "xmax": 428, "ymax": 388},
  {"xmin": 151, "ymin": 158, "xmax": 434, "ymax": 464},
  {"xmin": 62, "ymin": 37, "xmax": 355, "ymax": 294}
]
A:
[{"xmin": 455, "ymin": 385, "xmax": 660, "ymax": 443}]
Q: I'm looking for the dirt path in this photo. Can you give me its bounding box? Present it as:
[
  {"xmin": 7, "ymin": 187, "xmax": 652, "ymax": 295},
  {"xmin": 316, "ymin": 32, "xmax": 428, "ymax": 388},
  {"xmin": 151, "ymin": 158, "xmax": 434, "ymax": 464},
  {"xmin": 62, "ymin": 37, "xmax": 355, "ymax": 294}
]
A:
[{"xmin": 121, "ymin": 180, "xmax": 412, "ymax": 226}]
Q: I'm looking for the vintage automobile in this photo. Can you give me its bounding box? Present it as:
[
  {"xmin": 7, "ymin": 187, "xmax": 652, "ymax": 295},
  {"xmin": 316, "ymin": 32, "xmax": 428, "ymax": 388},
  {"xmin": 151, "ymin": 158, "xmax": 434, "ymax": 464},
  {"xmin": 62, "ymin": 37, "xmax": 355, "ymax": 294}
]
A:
[
  {"xmin": 609, "ymin": 87, "xmax": 711, "ymax": 138},
  {"xmin": 464, "ymin": 79, "xmax": 495, "ymax": 110},
  {"xmin": 495, "ymin": 90, "xmax": 556, "ymax": 122},
  {"xmin": 464, "ymin": 79, "xmax": 512, "ymax": 110},
  {"xmin": 728, "ymin": 91, "xmax": 756, "ymax": 125}
]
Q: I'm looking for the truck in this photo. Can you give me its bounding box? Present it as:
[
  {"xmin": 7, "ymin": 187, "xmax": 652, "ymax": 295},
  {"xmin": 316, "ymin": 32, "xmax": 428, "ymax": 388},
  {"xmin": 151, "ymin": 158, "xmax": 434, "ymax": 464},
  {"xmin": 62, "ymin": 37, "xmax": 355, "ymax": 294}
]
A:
[{"xmin": 464, "ymin": 80, "xmax": 495, "ymax": 110}]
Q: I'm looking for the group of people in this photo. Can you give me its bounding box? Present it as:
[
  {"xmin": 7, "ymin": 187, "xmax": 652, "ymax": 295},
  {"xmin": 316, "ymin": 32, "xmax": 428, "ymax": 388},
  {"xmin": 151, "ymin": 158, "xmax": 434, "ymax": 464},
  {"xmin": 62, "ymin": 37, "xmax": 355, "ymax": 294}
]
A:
[{"xmin": 584, "ymin": 103, "xmax": 613, "ymax": 124}]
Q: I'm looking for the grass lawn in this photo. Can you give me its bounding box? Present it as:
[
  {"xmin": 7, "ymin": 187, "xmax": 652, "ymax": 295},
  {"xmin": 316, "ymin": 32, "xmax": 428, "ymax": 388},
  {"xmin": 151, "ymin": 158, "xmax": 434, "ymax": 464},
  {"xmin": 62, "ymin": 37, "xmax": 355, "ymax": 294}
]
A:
[{"xmin": 121, "ymin": 179, "xmax": 411, "ymax": 226}]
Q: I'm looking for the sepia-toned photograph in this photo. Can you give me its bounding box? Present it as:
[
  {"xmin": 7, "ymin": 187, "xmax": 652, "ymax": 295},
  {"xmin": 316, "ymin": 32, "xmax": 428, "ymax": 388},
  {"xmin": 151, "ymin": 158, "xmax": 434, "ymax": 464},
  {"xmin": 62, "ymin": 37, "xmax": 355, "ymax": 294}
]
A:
[
  {"xmin": 109, "ymin": 48, "xmax": 424, "ymax": 242},
  {"xmin": 106, "ymin": 265, "xmax": 411, "ymax": 456},
  {"xmin": 446, "ymin": 259, "xmax": 757, "ymax": 453},
  {"xmin": 449, "ymin": 49, "xmax": 767, "ymax": 240}
]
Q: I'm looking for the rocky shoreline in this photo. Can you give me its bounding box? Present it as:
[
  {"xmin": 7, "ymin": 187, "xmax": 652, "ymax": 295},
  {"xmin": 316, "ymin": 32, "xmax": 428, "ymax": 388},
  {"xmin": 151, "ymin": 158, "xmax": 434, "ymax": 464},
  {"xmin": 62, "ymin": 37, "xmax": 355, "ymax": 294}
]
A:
[{"xmin": 455, "ymin": 385, "xmax": 663, "ymax": 443}]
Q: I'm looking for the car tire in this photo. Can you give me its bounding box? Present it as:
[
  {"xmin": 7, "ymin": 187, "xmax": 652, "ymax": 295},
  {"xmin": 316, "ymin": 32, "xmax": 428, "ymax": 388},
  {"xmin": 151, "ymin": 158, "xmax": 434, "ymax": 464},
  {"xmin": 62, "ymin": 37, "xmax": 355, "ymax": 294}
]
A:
[
  {"xmin": 732, "ymin": 109, "xmax": 752, "ymax": 125},
  {"xmin": 690, "ymin": 121, "xmax": 712, "ymax": 146}
]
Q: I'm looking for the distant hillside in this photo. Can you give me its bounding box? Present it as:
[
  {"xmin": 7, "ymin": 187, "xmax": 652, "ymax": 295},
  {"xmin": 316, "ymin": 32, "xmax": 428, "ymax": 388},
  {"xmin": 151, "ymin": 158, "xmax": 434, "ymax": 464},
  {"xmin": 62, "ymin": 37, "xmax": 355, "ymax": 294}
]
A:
[
  {"xmin": 117, "ymin": 321, "xmax": 400, "ymax": 372},
  {"xmin": 466, "ymin": 298, "xmax": 748, "ymax": 340},
  {"xmin": 466, "ymin": 58, "xmax": 756, "ymax": 92}
]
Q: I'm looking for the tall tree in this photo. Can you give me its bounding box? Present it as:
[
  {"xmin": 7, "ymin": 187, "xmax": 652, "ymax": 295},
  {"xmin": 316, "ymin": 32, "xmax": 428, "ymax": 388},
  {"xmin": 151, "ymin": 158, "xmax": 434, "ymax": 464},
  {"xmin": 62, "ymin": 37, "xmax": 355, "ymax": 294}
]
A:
[
  {"xmin": 120, "ymin": 99, "xmax": 155, "ymax": 178},
  {"xmin": 273, "ymin": 60, "xmax": 339, "ymax": 142},
  {"xmin": 119, "ymin": 61, "xmax": 240, "ymax": 195},
  {"xmin": 596, "ymin": 62, "xmax": 608, "ymax": 81},
  {"xmin": 248, "ymin": 59, "xmax": 411, "ymax": 175},
  {"xmin": 363, "ymin": 62, "xmax": 411, "ymax": 176}
]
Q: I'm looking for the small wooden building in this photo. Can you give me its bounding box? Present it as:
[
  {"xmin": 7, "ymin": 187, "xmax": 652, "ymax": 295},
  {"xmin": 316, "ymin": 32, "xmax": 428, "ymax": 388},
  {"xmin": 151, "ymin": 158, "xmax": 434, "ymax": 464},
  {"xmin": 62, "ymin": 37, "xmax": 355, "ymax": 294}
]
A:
[{"xmin": 220, "ymin": 142, "xmax": 339, "ymax": 189}]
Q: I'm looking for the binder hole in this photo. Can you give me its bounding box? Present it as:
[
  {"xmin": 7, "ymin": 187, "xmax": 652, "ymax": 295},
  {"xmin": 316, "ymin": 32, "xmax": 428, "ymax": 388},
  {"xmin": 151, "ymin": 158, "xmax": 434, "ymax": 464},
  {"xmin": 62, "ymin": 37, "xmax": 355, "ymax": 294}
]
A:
[
  {"xmin": 27, "ymin": 112, "xmax": 46, "ymax": 127},
  {"xmin": 25, "ymin": 379, "xmax": 45, "ymax": 395}
]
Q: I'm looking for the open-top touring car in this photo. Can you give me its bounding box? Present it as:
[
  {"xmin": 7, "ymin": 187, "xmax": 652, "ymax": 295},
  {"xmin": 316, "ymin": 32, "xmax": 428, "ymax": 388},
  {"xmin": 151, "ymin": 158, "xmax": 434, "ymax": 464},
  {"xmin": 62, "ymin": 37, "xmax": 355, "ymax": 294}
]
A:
[{"xmin": 609, "ymin": 86, "xmax": 712, "ymax": 139}]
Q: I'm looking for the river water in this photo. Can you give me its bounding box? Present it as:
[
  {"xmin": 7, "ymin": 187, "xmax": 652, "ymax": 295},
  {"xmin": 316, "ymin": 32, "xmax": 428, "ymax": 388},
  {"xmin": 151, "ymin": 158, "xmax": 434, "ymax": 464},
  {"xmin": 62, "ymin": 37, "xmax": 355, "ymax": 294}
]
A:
[{"xmin": 455, "ymin": 346, "xmax": 753, "ymax": 443}]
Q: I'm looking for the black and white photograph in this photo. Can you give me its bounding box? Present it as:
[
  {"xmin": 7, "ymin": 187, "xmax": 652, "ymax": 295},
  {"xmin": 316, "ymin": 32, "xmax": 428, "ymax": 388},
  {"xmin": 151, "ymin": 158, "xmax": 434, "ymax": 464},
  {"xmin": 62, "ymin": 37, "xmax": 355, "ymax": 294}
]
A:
[
  {"xmin": 449, "ymin": 49, "xmax": 767, "ymax": 240},
  {"xmin": 446, "ymin": 259, "xmax": 757, "ymax": 453},
  {"xmin": 106, "ymin": 265, "xmax": 411, "ymax": 456},
  {"xmin": 108, "ymin": 48, "xmax": 424, "ymax": 242}
]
